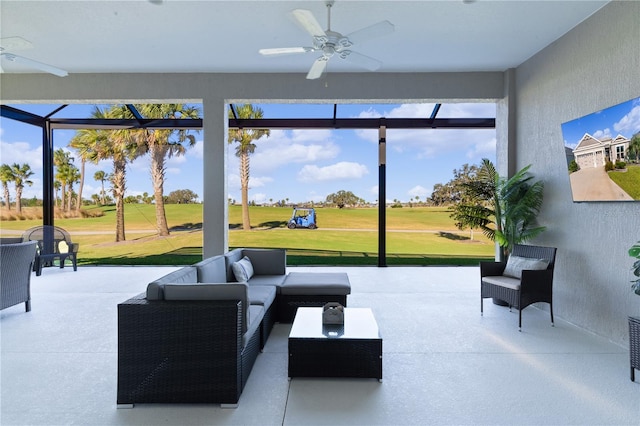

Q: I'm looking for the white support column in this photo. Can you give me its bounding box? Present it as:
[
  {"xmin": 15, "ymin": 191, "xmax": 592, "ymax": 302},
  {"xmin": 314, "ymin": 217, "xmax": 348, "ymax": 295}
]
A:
[{"xmin": 202, "ymin": 99, "xmax": 228, "ymax": 257}]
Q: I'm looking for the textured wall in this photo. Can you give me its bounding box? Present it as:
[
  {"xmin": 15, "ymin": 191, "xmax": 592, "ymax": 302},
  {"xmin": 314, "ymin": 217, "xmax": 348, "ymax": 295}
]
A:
[{"xmin": 513, "ymin": 1, "xmax": 640, "ymax": 345}]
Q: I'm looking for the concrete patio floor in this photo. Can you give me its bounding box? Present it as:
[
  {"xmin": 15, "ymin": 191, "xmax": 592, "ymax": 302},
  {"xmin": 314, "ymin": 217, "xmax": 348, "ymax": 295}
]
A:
[{"xmin": 1, "ymin": 265, "xmax": 638, "ymax": 425}]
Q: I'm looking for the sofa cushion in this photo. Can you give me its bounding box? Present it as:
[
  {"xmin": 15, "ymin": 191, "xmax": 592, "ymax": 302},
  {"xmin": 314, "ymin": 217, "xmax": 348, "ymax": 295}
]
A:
[
  {"xmin": 232, "ymin": 256, "xmax": 254, "ymax": 282},
  {"xmin": 503, "ymin": 255, "xmax": 549, "ymax": 279},
  {"xmin": 248, "ymin": 285, "xmax": 277, "ymax": 307},
  {"xmin": 242, "ymin": 248, "xmax": 286, "ymax": 276},
  {"xmin": 281, "ymin": 272, "xmax": 351, "ymax": 295},
  {"xmin": 163, "ymin": 283, "xmax": 249, "ymax": 333},
  {"xmin": 482, "ymin": 275, "xmax": 521, "ymax": 290},
  {"xmin": 244, "ymin": 304, "xmax": 265, "ymax": 348},
  {"xmin": 224, "ymin": 249, "xmax": 244, "ymax": 281},
  {"xmin": 247, "ymin": 274, "xmax": 287, "ymax": 289},
  {"xmin": 194, "ymin": 255, "xmax": 226, "ymax": 283},
  {"xmin": 147, "ymin": 267, "xmax": 198, "ymax": 300}
]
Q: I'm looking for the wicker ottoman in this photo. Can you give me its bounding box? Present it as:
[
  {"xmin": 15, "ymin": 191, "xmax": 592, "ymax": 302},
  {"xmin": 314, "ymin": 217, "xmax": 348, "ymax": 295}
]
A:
[{"xmin": 278, "ymin": 272, "xmax": 351, "ymax": 323}]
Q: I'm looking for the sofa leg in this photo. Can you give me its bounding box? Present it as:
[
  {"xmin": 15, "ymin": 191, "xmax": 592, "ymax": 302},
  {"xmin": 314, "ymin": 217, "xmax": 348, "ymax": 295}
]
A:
[
  {"xmin": 25, "ymin": 300, "xmax": 31, "ymax": 312},
  {"xmin": 519, "ymin": 310, "xmax": 522, "ymax": 331},
  {"xmin": 117, "ymin": 404, "xmax": 134, "ymax": 409}
]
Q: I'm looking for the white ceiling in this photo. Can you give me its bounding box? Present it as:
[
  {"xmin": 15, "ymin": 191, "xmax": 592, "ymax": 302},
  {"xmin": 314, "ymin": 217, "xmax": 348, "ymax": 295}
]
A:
[{"xmin": 0, "ymin": 0, "xmax": 608, "ymax": 77}]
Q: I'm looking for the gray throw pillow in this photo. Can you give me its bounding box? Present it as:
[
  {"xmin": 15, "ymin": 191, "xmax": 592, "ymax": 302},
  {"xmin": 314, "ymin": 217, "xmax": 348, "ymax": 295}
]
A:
[
  {"xmin": 503, "ymin": 255, "xmax": 549, "ymax": 279},
  {"xmin": 231, "ymin": 256, "xmax": 254, "ymax": 282}
]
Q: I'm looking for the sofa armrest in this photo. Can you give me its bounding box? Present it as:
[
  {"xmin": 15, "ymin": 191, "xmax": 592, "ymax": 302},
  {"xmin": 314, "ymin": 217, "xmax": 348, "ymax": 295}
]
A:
[
  {"xmin": 117, "ymin": 296, "xmax": 244, "ymax": 406},
  {"xmin": 520, "ymin": 269, "xmax": 554, "ymax": 293},
  {"xmin": 480, "ymin": 261, "xmax": 506, "ymax": 277},
  {"xmin": 242, "ymin": 249, "xmax": 286, "ymax": 276}
]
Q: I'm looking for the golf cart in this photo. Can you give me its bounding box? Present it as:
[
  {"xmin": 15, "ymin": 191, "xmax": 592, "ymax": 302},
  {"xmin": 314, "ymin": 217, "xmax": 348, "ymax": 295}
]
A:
[{"xmin": 287, "ymin": 207, "xmax": 317, "ymax": 229}]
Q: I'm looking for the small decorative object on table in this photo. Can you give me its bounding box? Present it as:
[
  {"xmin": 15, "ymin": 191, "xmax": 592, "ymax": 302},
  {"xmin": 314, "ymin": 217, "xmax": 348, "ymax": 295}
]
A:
[
  {"xmin": 628, "ymin": 240, "xmax": 640, "ymax": 382},
  {"xmin": 322, "ymin": 302, "xmax": 344, "ymax": 325}
]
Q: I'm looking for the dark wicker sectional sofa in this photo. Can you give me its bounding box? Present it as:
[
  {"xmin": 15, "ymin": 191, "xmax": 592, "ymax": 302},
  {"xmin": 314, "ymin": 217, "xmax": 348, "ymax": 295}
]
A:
[{"xmin": 117, "ymin": 248, "xmax": 350, "ymax": 408}]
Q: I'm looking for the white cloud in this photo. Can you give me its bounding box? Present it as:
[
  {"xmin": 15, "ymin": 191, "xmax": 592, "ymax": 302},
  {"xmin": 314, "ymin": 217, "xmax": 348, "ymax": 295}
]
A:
[
  {"xmin": 249, "ymin": 176, "xmax": 273, "ymax": 188},
  {"xmin": 297, "ymin": 161, "xmax": 369, "ymax": 183},
  {"xmin": 613, "ymin": 105, "xmax": 640, "ymax": 136},
  {"xmin": 166, "ymin": 167, "xmax": 181, "ymax": 175},
  {"xmin": 466, "ymin": 136, "xmax": 496, "ymax": 159},
  {"xmin": 408, "ymin": 185, "xmax": 430, "ymax": 198},
  {"xmin": 248, "ymin": 129, "xmax": 340, "ymax": 173},
  {"xmin": 0, "ymin": 141, "xmax": 43, "ymax": 170},
  {"xmin": 592, "ymin": 128, "xmax": 612, "ymax": 140},
  {"xmin": 227, "ymin": 173, "xmax": 273, "ymax": 191},
  {"xmin": 370, "ymin": 185, "xmax": 379, "ymax": 194},
  {"xmin": 290, "ymin": 129, "xmax": 333, "ymax": 143},
  {"xmin": 166, "ymin": 154, "xmax": 188, "ymax": 166},
  {"xmin": 188, "ymin": 140, "xmax": 204, "ymax": 159}
]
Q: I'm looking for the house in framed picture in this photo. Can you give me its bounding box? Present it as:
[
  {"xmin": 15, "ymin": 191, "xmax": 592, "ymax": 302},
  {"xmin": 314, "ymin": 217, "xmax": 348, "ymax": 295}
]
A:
[{"xmin": 573, "ymin": 133, "xmax": 630, "ymax": 169}]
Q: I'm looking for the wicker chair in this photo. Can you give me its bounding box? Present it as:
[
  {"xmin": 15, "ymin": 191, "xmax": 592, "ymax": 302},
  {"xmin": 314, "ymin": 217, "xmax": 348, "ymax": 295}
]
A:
[
  {"xmin": 21, "ymin": 225, "xmax": 79, "ymax": 276},
  {"xmin": 1, "ymin": 241, "xmax": 38, "ymax": 312},
  {"xmin": 480, "ymin": 244, "xmax": 557, "ymax": 330}
]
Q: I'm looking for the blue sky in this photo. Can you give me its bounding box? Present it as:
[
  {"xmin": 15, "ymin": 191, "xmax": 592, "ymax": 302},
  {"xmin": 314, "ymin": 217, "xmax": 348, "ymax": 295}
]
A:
[
  {"xmin": 0, "ymin": 102, "xmax": 496, "ymax": 204},
  {"xmin": 562, "ymin": 96, "xmax": 640, "ymax": 148}
]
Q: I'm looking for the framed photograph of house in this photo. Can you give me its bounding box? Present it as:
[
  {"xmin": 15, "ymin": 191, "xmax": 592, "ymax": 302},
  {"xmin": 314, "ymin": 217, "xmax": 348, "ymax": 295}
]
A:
[{"xmin": 561, "ymin": 96, "xmax": 640, "ymax": 202}]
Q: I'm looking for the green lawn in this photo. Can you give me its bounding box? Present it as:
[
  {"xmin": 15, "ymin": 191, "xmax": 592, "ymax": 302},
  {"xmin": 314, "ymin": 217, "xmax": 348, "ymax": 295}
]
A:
[
  {"xmin": 1, "ymin": 204, "xmax": 495, "ymax": 266},
  {"xmin": 609, "ymin": 164, "xmax": 640, "ymax": 199}
]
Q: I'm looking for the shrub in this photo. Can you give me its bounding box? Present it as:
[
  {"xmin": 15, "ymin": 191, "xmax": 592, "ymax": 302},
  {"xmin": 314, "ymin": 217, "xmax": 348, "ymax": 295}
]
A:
[
  {"xmin": 568, "ymin": 160, "xmax": 579, "ymax": 173},
  {"xmin": 79, "ymin": 209, "xmax": 105, "ymax": 218},
  {"xmin": 605, "ymin": 160, "xmax": 615, "ymax": 171},
  {"xmin": 615, "ymin": 161, "xmax": 626, "ymax": 169}
]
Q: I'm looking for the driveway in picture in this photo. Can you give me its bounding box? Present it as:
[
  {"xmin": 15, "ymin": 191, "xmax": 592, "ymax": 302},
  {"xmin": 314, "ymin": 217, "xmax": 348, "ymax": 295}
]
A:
[{"xmin": 569, "ymin": 166, "xmax": 633, "ymax": 201}]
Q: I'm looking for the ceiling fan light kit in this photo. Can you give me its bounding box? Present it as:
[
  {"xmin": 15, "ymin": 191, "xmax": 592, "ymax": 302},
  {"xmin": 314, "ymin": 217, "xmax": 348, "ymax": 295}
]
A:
[{"xmin": 259, "ymin": 0, "xmax": 394, "ymax": 80}]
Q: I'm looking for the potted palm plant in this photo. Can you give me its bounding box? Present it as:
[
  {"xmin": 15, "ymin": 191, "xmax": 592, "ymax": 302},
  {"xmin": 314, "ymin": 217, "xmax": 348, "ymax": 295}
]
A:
[
  {"xmin": 451, "ymin": 158, "xmax": 546, "ymax": 260},
  {"xmin": 450, "ymin": 159, "xmax": 546, "ymax": 305},
  {"xmin": 629, "ymin": 241, "xmax": 640, "ymax": 382}
]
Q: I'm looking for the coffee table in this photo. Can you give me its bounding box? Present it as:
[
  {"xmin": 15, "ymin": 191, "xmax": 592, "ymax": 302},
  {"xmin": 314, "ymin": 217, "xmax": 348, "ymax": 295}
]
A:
[{"xmin": 288, "ymin": 307, "xmax": 382, "ymax": 381}]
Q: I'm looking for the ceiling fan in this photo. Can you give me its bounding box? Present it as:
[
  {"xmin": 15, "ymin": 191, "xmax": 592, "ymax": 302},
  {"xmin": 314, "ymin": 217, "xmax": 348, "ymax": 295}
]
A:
[
  {"xmin": 0, "ymin": 37, "xmax": 68, "ymax": 77},
  {"xmin": 259, "ymin": 0, "xmax": 394, "ymax": 80}
]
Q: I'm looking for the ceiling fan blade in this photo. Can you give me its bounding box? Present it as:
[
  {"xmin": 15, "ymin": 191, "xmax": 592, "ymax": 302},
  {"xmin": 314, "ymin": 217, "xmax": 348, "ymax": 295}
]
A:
[
  {"xmin": 259, "ymin": 47, "xmax": 314, "ymax": 56},
  {"xmin": 291, "ymin": 9, "xmax": 326, "ymax": 38},
  {"xmin": 346, "ymin": 20, "xmax": 395, "ymax": 45},
  {"xmin": 1, "ymin": 53, "xmax": 68, "ymax": 77},
  {"xmin": 339, "ymin": 50, "xmax": 382, "ymax": 71},
  {"xmin": 306, "ymin": 57, "xmax": 329, "ymax": 80}
]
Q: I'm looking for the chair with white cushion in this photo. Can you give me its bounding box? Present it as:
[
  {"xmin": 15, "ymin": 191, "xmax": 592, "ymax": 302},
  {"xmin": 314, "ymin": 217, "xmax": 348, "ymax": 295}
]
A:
[{"xmin": 480, "ymin": 244, "xmax": 557, "ymax": 330}]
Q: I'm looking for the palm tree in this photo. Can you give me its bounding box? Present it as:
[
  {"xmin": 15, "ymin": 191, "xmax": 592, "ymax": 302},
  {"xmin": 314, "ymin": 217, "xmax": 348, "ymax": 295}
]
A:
[
  {"xmin": 10, "ymin": 163, "xmax": 34, "ymax": 214},
  {"xmin": 450, "ymin": 158, "xmax": 546, "ymax": 259},
  {"xmin": 53, "ymin": 181, "xmax": 61, "ymax": 208},
  {"xmin": 54, "ymin": 149, "xmax": 73, "ymax": 211},
  {"xmin": 93, "ymin": 170, "xmax": 109, "ymax": 205},
  {"xmin": 90, "ymin": 105, "xmax": 144, "ymax": 242},
  {"xmin": 228, "ymin": 104, "xmax": 270, "ymax": 230},
  {"xmin": 134, "ymin": 103, "xmax": 201, "ymax": 236},
  {"xmin": 0, "ymin": 164, "xmax": 14, "ymax": 210},
  {"xmin": 65, "ymin": 164, "xmax": 81, "ymax": 211},
  {"xmin": 70, "ymin": 128, "xmax": 104, "ymax": 212}
]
